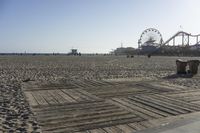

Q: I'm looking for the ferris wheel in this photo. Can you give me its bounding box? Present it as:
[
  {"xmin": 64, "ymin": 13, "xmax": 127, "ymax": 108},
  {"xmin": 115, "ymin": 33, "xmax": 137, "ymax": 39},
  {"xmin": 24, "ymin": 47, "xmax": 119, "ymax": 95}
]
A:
[{"xmin": 138, "ymin": 28, "xmax": 163, "ymax": 48}]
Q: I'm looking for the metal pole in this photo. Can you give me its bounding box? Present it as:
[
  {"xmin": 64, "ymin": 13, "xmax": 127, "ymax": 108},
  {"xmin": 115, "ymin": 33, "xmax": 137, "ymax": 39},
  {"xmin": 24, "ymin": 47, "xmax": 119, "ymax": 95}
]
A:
[
  {"xmin": 182, "ymin": 34, "xmax": 184, "ymax": 46},
  {"xmin": 188, "ymin": 35, "xmax": 189, "ymax": 46},
  {"xmin": 173, "ymin": 38, "xmax": 175, "ymax": 46}
]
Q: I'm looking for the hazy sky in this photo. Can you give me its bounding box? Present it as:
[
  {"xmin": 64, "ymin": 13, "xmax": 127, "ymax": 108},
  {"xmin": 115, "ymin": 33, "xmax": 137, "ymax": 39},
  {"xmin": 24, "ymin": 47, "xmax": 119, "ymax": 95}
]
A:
[{"xmin": 1, "ymin": 0, "xmax": 200, "ymax": 53}]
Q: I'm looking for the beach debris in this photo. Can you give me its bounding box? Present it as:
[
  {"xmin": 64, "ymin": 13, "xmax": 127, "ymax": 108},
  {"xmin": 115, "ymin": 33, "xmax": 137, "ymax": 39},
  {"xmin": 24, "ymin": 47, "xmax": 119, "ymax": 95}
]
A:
[{"xmin": 22, "ymin": 78, "xmax": 31, "ymax": 82}]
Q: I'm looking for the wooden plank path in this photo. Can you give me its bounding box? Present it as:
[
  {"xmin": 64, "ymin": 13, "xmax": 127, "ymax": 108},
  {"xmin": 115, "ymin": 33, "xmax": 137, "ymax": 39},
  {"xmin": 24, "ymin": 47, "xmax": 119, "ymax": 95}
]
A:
[{"xmin": 22, "ymin": 79, "xmax": 200, "ymax": 133}]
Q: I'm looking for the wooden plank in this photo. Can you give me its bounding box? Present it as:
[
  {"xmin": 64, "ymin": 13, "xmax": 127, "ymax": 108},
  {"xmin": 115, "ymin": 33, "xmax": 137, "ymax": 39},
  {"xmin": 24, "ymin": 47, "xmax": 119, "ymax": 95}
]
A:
[
  {"xmin": 40, "ymin": 111, "xmax": 134, "ymax": 125},
  {"xmin": 72, "ymin": 89, "xmax": 95, "ymax": 101},
  {"xmin": 140, "ymin": 95, "xmax": 189, "ymax": 114},
  {"xmin": 22, "ymin": 80, "xmax": 200, "ymax": 133},
  {"xmin": 167, "ymin": 91, "xmax": 200, "ymax": 98},
  {"xmin": 37, "ymin": 107, "xmax": 125, "ymax": 122},
  {"xmin": 148, "ymin": 82, "xmax": 181, "ymax": 91},
  {"xmin": 128, "ymin": 122, "xmax": 146, "ymax": 131},
  {"xmin": 36, "ymin": 106, "xmax": 120, "ymax": 121},
  {"xmin": 150, "ymin": 95, "xmax": 196, "ymax": 112},
  {"xmin": 42, "ymin": 115, "xmax": 142, "ymax": 132},
  {"xmin": 32, "ymin": 101, "xmax": 107, "ymax": 112},
  {"xmin": 103, "ymin": 126, "xmax": 123, "ymax": 133},
  {"xmin": 73, "ymin": 80, "xmax": 92, "ymax": 88},
  {"xmin": 191, "ymin": 101, "xmax": 200, "ymax": 105},
  {"xmin": 86, "ymin": 80, "xmax": 112, "ymax": 87},
  {"xmin": 108, "ymin": 99, "xmax": 152, "ymax": 120},
  {"xmin": 90, "ymin": 128, "xmax": 107, "ymax": 133},
  {"xmin": 164, "ymin": 89, "xmax": 199, "ymax": 96},
  {"xmin": 76, "ymin": 89, "xmax": 101, "ymax": 100},
  {"xmin": 59, "ymin": 89, "xmax": 77, "ymax": 102},
  {"xmin": 41, "ymin": 90, "xmax": 58, "ymax": 104},
  {"xmin": 32, "ymin": 92, "xmax": 48, "ymax": 105},
  {"xmin": 96, "ymin": 92, "xmax": 144, "ymax": 98},
  {"xmin": 112, "ymin": 98, "xmax": 163, "ymax": 119},
  {"xmin": 135, "ymin": 83, "xmax": 171, "ymax": 92},
  {"xmin": 123, "ymin": 98, "xmax": 171, "ymax": 117},
  {"xmin": 130, "ymin": 96, "xmax": 180, "ymax": 115},
  {"xmin": 116, "ymin": 124, "xmax": 136, "ymax": 133},
  {"xmin": 92, "ymin": 80, "xmax": 111, "ymax": 86},
  {"xmin": 36, "ymin": 103, "xmax": 117, "ymax": 115},
  {"xmin": 48, "ymin": 90, "xmax": 66, "ymax": 103},
  {"xmin": 62, "ymin": 89, "xmax": 85, "ymax": 102},
  {"xmin": 84, "ymin": 80, "xmax": 101, "ymax": 87},
  {"xmin": 24, "ymin": 92, "xmax": 38, "ymax": 106},
  {"xmin": 84, "ymin": 86, "xmax": 145, "ymax": 99},
  {"xmin": 154, "ymin": 94, "xmax": 200, "ymax": 111},
  {"xmin": 180, "ymin": 96, "xmax": 200, "ymax": 102},
  {"xmin": 84, "ymin": 85, "xmax": 141, "ymax": 94},
  {"xmin": 74, "ymin": 131, "xmax": 89, "ymax": 133},
  {"xmin": 139, "ymin": 121, "xmax": 155, "ymax": 128},
  {"xmin": 157, "ymin": 82, "xmax": 186, "ymax": 90}
]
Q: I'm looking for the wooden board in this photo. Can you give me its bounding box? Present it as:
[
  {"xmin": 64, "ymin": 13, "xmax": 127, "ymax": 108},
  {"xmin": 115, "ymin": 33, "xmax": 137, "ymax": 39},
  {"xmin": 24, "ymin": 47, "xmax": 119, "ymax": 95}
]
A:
[{"xmin": 22, "ymin": 79, "xmax": 200, "ymax": 133}]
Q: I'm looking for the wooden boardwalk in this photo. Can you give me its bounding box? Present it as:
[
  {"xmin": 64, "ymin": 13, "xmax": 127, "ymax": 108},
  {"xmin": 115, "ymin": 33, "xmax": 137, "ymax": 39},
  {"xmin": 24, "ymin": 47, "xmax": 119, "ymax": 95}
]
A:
[{"xmin": 22, "ymin": 79, "xmax": 200, "ymax": 133}]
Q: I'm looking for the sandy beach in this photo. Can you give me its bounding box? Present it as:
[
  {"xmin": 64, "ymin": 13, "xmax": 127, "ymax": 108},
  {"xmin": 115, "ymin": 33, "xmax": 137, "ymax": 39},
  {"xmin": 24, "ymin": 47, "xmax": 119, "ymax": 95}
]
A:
[{"xmin": 0, "ymin": 55, "xmax": 200, "ymax": 132}]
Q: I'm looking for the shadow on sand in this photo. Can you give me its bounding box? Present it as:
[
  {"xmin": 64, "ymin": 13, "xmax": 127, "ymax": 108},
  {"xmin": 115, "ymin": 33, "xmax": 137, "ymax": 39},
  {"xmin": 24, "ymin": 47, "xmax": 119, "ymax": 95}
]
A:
[{"xmin": 163, "ymin": 73, "xmax": 194, "ymax": 79}]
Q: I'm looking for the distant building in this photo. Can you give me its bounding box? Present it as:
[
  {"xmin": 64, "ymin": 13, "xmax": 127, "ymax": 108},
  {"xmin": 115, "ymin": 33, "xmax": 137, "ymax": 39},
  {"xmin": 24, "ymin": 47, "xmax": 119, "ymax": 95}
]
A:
[
  {"xmin": 141, "ymin": 41, "xmax": 159, "ymax": 53},
  {"xmin": 141, "ymin": 45, "xmax": 158, "ymax": 53},
  {"xmin": 71, "ymin": 49, "xmax": 78, "ymax": 55},
  {"xmin": 190, "ymin": 44, "xmax": 200, "ymax": 50},
  {"xmin": 68, "ymin": 49, "xmax": 81, "ymax": 56},
  {"xmin": 113, "ymin": 47, "xmax": 135, "ymax": 55}
]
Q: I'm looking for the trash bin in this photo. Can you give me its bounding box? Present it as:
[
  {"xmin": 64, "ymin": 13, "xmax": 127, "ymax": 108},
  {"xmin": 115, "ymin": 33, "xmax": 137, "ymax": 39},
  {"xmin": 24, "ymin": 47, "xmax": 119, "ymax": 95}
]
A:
[
  {"xmin": 187, "ymin": 60, "xmax": 200, "ymax": 74},
  {"xmin": 176, "ymin": 59, "xmax": 187, "ymax": 74}
]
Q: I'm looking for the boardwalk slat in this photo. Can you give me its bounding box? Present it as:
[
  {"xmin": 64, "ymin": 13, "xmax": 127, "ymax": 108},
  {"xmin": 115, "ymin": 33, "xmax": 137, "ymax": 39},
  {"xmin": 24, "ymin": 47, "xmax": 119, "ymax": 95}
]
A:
[
  {"xmin": 103, "ymin": 126, "xmax": 123, "ymax": 133},
  {"xmin": 22, "ymin": 80, "xmax": 200, "ymax": 133},
  {"xmin": 24, "ymin": 92, "xmax": 39, "ymax": 106},
  {"xmin": 108, "ymin": 99, "xmax": 152, "ymax": 119},
  {"xmin": 112, "ymin": 98, "xmax": 163, "ymax": 119},
  {"xmin": 155, "ymin": 94, "xmax": 200, "ymax": 110},
  {"xmin": 32, "ymin": 92, "xmax": 48, "ymax": 105},
  {"xmin": 141, "ymin": 95, "xmax": 189, "ymax": 114},
  {"xmin": 76, "ymin": 89, "xmax": 101, "ymax": 100},
  {"xmin": 124, "ymin": 98, "xmax": 171, "ymax": 117},
  {"xmin": 37, "ymin": 107, "xmax": 125, "ymax": 122},
  {"xmin": 41, "ymin": 111, "xmax": 136, "ymax": 126},
  {"xmin": 32, "ymin": 101, "xmax": 107, "ymax": 112},
  {"xmin": 150, "ymin": 95, "xmax": 195, "ymax": 112},
  {"xmin": 89, "ymin": 128, "xmax": 107, "ymax": 133},
  {"xmin": 43, "ymin": 115, "xmax": 142, "ymax": 132},
  {"xmin": 128, "ymin": 122, "xmax": 146, "ymax": 131},
  {"xmin": 116, "ymin": 124, "xmax": 136, "ymax": 133},
  {"xmin": 130, "ymin": 96, "xmax": 180, "ymax": 115},
  {"xmin": 41, "ymin": 90, "xmax": 58, "ymax": 104},
  {"xmin": 48, "ymin": 90, "xmax": 67, "ymax": 103}
]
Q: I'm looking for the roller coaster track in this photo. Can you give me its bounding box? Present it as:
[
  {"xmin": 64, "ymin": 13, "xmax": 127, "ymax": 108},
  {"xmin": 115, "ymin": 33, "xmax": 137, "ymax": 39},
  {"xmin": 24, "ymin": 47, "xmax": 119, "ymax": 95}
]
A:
[
  {"xmin": 162, "ymin": 31, "xmax": 200, "ymax": 46},
  {"xmin": 138, "ymin": 30, "xmax": 200, "ymax": 55}
]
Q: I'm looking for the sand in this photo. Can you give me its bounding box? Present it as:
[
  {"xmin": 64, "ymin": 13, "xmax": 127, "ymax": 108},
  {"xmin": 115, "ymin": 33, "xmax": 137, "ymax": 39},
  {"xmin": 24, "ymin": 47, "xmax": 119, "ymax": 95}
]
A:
[{"xmin": 0, "ymin": 55, "xmax": 199, "ymax": 132}]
